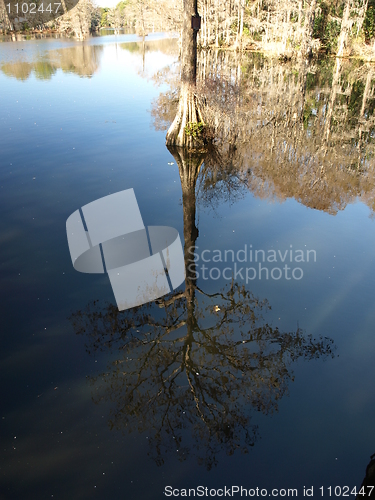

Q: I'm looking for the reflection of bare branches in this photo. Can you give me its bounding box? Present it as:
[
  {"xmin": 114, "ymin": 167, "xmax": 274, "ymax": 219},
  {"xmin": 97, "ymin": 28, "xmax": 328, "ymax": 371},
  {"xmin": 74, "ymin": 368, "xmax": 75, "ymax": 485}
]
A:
[
  {"xmin": 196, "ymin": 145, "xmax": 249, "ymax": 209},
  {"xmin": 71, "ymin": 131, "xmax": 335, "ymax": 468},
  {"xmin": 71, "ymin": 281, "xmax": 335, "ymax": 469}
]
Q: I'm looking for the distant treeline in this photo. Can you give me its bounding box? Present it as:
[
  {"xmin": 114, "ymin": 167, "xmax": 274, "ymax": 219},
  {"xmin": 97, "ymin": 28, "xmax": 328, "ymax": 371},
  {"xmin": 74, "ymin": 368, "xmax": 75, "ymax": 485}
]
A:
[
  {"xmin": 99, "ymin": 0, "xmax": 375, "ymax": 58},
  {"xmin": 2, "ymin": 0, "xmax": 375, "ymax": 58},
  {"xmin": 0, "ymin": 0, "xmax": 101, "ymax": 38}
]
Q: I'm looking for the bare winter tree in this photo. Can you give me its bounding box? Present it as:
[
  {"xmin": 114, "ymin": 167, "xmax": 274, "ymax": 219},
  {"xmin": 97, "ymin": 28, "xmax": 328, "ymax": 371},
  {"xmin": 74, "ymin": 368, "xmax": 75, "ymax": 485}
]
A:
[{"xmin": 165, "ymin": 0, "xmax": 206, "ymax": 148}]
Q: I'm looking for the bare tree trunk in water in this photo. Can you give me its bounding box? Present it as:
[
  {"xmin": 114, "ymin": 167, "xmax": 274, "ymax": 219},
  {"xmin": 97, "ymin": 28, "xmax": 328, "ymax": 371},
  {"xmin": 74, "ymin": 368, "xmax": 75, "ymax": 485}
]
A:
[
  {"xmin": 239, "ymin": 0, "xmax": 244, "ymax": 43},
  {"xmin": 296, "ymin": 0, "xmax": 303, "ymax": 43},
  {"xmin": 226, "ymin": 0, "xmax": 231, "ymax": 45},
  {"xmin": 235, "ymin": 0, "xmax": 244, "ymax": 48},
  {"xmin": 203, "ymin": 0, "xmax": 207, "ymax": 46},
  {"xmin": 166, "ymin": 0, "xmax": 205, "ymax": 149},
  {"xmin": 215, "ymin": 0, "xmax": 219, "ymax": 47}
]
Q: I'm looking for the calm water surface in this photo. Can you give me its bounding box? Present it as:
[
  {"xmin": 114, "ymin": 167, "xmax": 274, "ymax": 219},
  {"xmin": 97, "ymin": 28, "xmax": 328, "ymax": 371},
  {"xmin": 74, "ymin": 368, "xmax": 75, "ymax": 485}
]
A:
[{"xmin": 0, "ymin": 33, "xmax": 375, "ymax": 499}]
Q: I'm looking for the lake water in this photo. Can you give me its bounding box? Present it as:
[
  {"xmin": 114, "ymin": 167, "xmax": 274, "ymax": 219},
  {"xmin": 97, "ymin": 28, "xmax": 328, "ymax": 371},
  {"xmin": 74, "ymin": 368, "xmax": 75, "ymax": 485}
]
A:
[{"xmin": 1, "ymin": 33, "xmax": 375, "ymax": 499}]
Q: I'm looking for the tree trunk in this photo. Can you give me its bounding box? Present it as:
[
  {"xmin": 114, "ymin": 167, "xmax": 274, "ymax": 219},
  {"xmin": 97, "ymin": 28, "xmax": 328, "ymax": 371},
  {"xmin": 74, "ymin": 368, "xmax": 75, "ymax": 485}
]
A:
[
  {"xmin": 337, "ymin": 0, "xmax": 351, "ymax": 57},
  {"xmin": 226, "ymin": 0, "xmax": 231, "ymax": 45},
  {"xmin": 166, "ymin": 83, "xmax": 206, "ymax": 148},
  {"xmin": 215, "ymin": 0, "xmax": 219, "ymax": 47},
  {"xmin": 166, "ymin": 0, "xmax": 206, "ymax": 149},
  {"xmin": 239, "ymin": 0, "xmax": 244, "ymax": 40},
  {"xmin": 203, "ymin": 0, "xmax": 207, "ymax": 46},
  {"xmin": 1, "ymin": 0, "xmax": 14, "ymax": 31},
  {"xmin": 300, "ymin": 0, "xmax": 317, "ymax": 56}
]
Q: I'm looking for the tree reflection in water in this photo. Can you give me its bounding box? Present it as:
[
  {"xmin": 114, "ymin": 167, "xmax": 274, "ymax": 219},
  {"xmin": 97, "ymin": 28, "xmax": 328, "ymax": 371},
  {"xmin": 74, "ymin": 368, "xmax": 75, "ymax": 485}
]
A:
[
  {"xmin": 71, "ymin": 23, "xmax": 336, "ymax": 468},
  {"xmin": 0, "ymin": 45, "xmax": 104, "ymax": 80},
  {"xmin": 152, "ymin": 51, "xmax": 375, "ymax": 215},
  {"xmin": 71, "ymin": 146, "xmax": 335, "ymax": 469}
]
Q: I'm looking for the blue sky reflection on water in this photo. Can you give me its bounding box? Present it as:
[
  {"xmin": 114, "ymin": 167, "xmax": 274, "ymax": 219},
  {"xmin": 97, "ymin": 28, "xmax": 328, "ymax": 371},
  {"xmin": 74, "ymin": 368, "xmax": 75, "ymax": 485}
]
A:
[{"xmin": 0, "ymin": 34, "xmax": 375, "ymax": 499}]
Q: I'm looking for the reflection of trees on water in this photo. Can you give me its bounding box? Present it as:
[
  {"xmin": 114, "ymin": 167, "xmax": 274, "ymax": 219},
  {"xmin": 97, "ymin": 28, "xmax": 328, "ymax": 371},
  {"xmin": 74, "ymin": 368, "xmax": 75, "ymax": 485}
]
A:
[
  {"xmin": 119, "ymin": 37, "xmax": 179, "ymax": 77},
  {"xmin": 1, "ymin": 61, "xmax": 37, "ymax": 80},
  {"xmin": 71, "ymin": 25, "xmax": 336, "ymax": 464},
  {"xmin": 49, "ymin": 45, "xmax": 103, "ymax": 77},
  {"xmin": 1, "ymin": 45, "xmax": 103, "ymax": 80},
  {"xmin": 0, "ymin": 37, "xmax": 180, "ymax": 81},
  {"xmin": 153, "ymin": 51, "xmax": 375, "ymax": 214},
  {"xmin": 71, "ymin": 145, "xmax": 335, "ymax": 469},
  {"xmin": 119, "ymin": 37, "xmax": 179, "ymax": 58}
]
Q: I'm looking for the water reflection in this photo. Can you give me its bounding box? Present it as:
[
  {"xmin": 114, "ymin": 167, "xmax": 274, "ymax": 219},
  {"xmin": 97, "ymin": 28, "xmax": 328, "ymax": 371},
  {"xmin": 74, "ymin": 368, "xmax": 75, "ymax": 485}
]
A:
[
  {"xmin": 119, "ymin": 37, "xmax": 179, "ymax": 77},
  {"xmin": 71, "ymin": 145, "xmax": 335, "ymax": 469},
  {"xmin": 153, "ymin": 51, "xmax": 375, "ymax": 214},
  {"xmin": 1, "ymin": 45, "xmax": 103, "ymax": 79},
  {"xmin": 48, "ymin": 45, "xmax": 103, "ymax": 77},
  {"xmin": 1, "ymin": 60, "xmax": 35, "ymax": 79},
  {"xmin": 0, "ymin": 32, "xmax": 68, "ymax": 41},
  {"xmin": 119, "ymin": 37, "xmax": 179, "ymax": 57},
  {"xmin": 0, "ymin": 36, "xmax": 179, "ymax": 83}
]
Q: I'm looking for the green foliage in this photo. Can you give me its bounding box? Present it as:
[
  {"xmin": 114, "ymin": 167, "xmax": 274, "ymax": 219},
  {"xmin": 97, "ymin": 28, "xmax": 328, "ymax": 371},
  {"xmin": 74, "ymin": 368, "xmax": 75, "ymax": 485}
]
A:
[
  {"xmin": 33, "ymin": 62, "xmax": 57, "ymax": 80},
  {"xmin": 313, "ymin": 2, "xmax": 329, "ymax": 40},
  {"xmin": 100, "ymin": 7, "xmax": 109, "ymax": 27},
  {"xmin": 363, "ymin": 0, "xmax": 375, "ymax": 42},
  {"xmin": 306, "ymin": 71, "xmax": 319, "ymax": 91},
  {"xmin": 91, "ymin": 7, "xmax": 102, "ymax": 31},
  {"xmin": 290, "ymin": 11, "xmax": 299, "ymax": 23},
  {"xmin": 303, "ymin": 97, "xmax": 318, "ymax": 129},
  {"xmin": 185, "ymin": 122, "xmax": 205, "ymax": 138},
  {"xmin": 347, "ymin": 80, "xmax": 365, "ymax": 126},
  {"xmin": 330, "ymin": 2, "xmax": 345, "ymax": 18},
  {"xmin": 121, "ymin": 42, "xmax": 142, "ymax": 52},
  {"xmin": 252, "ymin": 31, "xmax": 262, "ymax": 41},
  {"xmin": 323, "ymin": 20, "xmax": 341, "ymax": 52},
  {"xmin": 116, "ymin": 0, "xmax": 128, "ymax": 13},
  {"xmin": 313, "ymin": 1, "xmax": 341, "ymax": 52}
]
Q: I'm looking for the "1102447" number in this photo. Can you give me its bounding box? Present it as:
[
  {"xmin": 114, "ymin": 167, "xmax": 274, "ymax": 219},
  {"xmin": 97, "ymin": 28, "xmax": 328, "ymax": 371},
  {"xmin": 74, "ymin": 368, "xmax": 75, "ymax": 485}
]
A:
[
  {"xmin": 6, "ymin": 3, "xmax": 62, "ymax": 14},
  {"xmin": 319, "ymin": 486, "xmax": 374, "ymax": 496}
]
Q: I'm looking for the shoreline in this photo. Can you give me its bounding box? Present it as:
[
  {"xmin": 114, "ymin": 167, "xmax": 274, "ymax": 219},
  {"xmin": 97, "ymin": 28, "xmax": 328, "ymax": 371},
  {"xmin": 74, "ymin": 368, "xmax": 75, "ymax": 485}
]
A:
[{"xmin": 2, "ymin": 29, "xmax": 375, "ymax": 63}]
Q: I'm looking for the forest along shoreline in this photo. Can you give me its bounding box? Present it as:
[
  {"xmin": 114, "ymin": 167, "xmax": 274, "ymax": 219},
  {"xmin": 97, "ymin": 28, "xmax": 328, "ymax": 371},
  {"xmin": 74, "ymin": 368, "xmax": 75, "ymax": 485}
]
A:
[{"xmin": 2, "ymin": 0, "xmax": 375, "ymax": 61}]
